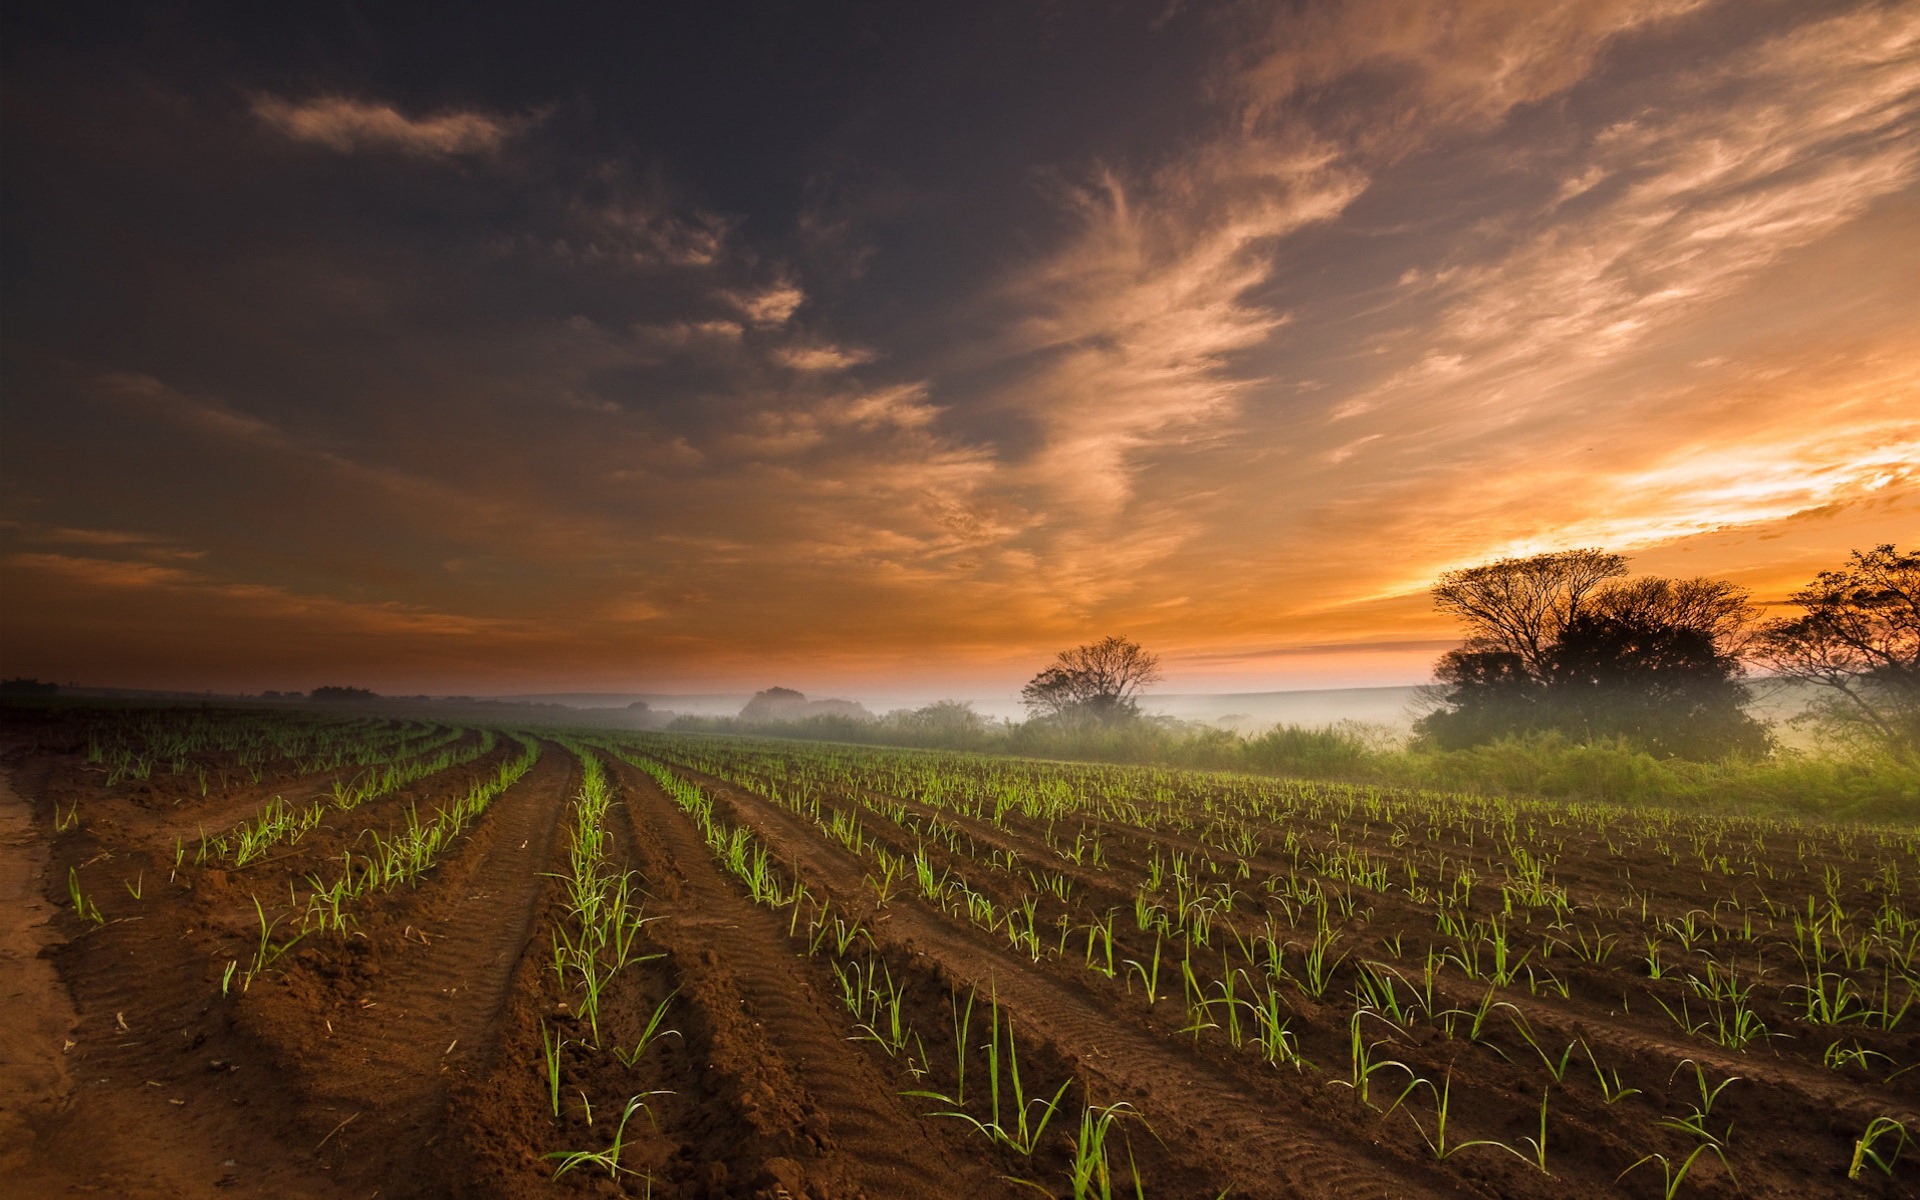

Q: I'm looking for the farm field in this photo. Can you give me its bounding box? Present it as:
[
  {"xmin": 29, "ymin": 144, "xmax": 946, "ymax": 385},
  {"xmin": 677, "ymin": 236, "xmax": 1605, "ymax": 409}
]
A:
[{"xmin": 4, "ymin": 704, "xmax": 1918, "ymax": 1198}]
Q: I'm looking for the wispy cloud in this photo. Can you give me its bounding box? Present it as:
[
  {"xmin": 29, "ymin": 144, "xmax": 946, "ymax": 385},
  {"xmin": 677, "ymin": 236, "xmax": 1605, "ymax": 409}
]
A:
[
  {"xmin": 6, "ymin": 550, "xmax": 515, "ymax": 637},
  {"xmin": 1340, "ymin": 5, "xmax": 1920, "ymax": 423},
  {"xmin": 730, "ymin": 282, "xmax": 806, "ymax": 326},
  {"xmin": 986, "ymin": 1, "xmax": 1707, "ymax": 528},
  {"xmin": 251, "ymin": 95, "xmax": 530, "ymax": 157},
  {"xmin": 1239, "ymin": 0, "xmax": 1707, "ymax": 142},
  {"xmin": 1003, "ymin": 161, "xmax": 1358, "ymax": 516},
  {"xmin": 7, "ymin": 4, "xmax": 1916, "ymax": 692},
  {"xmin": 775, "ymin": 343, "xmax": 875, "ymax": 372},
  {"xmin": 561, "ymin": 195, "xmax": 731, "ymax": 267}
]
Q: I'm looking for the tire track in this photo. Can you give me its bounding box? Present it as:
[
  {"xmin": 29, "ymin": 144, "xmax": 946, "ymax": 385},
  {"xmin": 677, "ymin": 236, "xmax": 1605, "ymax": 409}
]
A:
[
  {"xmin": 31, "ymin": 788, "xmax": 355, "ymax": 1197},
  {"xmin": 647, "ymin": 755, "xmax": 1478, "ymax": 1200},
  {"xmin": 610, "ymin": 756, "xmax": 1026, "ymax": 1200},
  {"xmin": 293, "ymin": 741, "xmax": 574, "ymax": 1194}
]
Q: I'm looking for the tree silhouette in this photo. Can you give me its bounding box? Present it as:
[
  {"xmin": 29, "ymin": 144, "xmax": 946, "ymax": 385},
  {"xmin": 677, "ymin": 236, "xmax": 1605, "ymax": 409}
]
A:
[
  {"xmin": 1547, "ymin": 607, "xmax": 1765, "ymax": 759},
  {"xmin": 1419, "ymin": 554, "xmax": 1762, "ymax": 758},
  {"xmin": 1754, "ymin": 544, "xmax": 1920, "ymax": 760},
  {"xmin": 1431, "ymin": 549, "xmax": 1627, "ymax": 678},
  {"xmin": 1021, "ymin": 636, "xmax": 1162, "ymax": 725}
]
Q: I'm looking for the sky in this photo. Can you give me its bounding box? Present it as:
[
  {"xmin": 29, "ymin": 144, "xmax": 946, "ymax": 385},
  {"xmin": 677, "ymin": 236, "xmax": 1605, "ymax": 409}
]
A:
[{"xmin": 2, "ymin": 0, "xmax": 1917, "ymax": 701}]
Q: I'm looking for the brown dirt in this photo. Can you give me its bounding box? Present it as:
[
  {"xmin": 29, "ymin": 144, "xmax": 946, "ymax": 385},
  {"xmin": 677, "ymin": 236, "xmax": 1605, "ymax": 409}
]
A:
[
  {"xmin": 10, "ymin": 706, "xmax": 1920, "ymax": 1199},
  {"xmin": 0, "ymin": 756, "xmax": 80, "ymax": 1195}
]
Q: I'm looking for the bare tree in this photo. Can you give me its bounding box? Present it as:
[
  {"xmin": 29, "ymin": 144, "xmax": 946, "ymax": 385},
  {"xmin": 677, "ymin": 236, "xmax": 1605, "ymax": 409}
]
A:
[
  {"xmin": 1431, "ymin": 549, "xmax": 1628, "ymax": 678},
  {"xmin": 1021, "ymin": 636, "xmax": 1162, "ymax": 723},
  {"xmin": 1587, "ymin": 577, "xmax": 1758, "ymax": 653},
  {"xmin": 1753, "ymin": 544, "xmax": 1920, "ymax": 759}
]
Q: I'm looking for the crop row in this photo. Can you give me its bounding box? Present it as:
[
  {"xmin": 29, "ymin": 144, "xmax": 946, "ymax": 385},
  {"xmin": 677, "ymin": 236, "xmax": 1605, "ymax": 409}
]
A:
[
  {"xmin": 212, "ymin": 728, "xmax": 502, "ymax": 866},
  {"xmin": 625, "ymin": 733, "xmax": 1918, "ymax": 1190}
]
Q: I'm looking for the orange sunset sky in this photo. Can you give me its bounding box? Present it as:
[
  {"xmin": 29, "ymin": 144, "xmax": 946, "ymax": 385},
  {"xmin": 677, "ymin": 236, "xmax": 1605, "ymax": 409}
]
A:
[{"xmin": 3, "ymin": 1, "xmax": 1917, "ymax": 700}]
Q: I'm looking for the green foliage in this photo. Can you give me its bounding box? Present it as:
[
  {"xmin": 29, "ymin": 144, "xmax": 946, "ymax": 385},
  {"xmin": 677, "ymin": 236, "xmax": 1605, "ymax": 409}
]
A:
[{"xmin": 659, "ymin": 713, "xmax": 1919, "ymax": 821}]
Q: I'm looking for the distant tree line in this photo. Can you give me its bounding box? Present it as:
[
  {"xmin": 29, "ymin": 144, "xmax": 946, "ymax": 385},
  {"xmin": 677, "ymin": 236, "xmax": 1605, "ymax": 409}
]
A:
[
  {"xmin": 1005, "ymin": 543, "xmax": 1916, "ymax": 765},
  {"xmin": 681, "ymin": 543, "xmax": 1915, "ymax": 772},
  {"xmin": 308, "ymin": 685, "xmax": 378, "ymax": 702}
]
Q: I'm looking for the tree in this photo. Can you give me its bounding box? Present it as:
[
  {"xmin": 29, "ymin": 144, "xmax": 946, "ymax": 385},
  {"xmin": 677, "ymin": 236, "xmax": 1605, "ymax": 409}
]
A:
[
  {"xmin": 888, "ymin": 700, "xmax": 992, "ymax": 746},
  {"xmin": 1753, "ymin": 544, "xmax": 1920, "ymax": 760},
  {"xmin": 1431, "ymin": 549, "xmax": 1627, "ymax": 678},
  {"xmin": 1418, "ymin": 554, "xmax": 1762, "ymax": 758},
  {"xmin": 1416, "ymin": 648, "xmax": 1548, "ymax": 749},
  {"xmin": 1020, "ymin": 636, "xmax": 1162, "ymax": 724},
  {"xmin": 1547, "ymin": 605, "xmax": 1766, "ymax": 759}
]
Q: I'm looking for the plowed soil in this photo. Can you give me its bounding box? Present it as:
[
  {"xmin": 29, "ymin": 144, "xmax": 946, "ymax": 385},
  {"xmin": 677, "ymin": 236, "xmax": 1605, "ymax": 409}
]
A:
[{"xmin": 6, "ymin": 707, "xmax": 1919, "ymax": 1199}]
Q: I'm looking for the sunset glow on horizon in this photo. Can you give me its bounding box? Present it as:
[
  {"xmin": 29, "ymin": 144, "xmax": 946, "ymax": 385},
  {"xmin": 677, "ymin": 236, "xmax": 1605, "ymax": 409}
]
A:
[{"xmin": 3, "ymin": 1, "xmax": 1917, "ymax": 700}]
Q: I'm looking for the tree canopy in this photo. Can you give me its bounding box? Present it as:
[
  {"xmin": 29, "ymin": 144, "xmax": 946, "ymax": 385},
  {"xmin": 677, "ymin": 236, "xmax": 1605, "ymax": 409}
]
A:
[
  {"xmin": 1021, "ymin": 636, "xmax": 1162, "ymax": 724},
  {"xmin": 1754, "ymin": 544, "xmax": 1920, "ymax": 760},
  {"xmin": 1419, "ymin": 553, "xmax": 1764, "ymax": 758}
]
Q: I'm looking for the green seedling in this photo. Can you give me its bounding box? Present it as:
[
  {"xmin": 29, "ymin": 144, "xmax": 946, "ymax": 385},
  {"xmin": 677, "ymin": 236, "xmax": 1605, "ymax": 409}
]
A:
[
  {"xmin": 1849, "ymin": 1116, "xmax": 1909, "ymax": 1180},
  {"xmin": 1124, "ymin": 934, "xmax": 1164, "ymax": 1005},
  {"xmin": 1581, "ymin": 1040, "xmax": 1640, "ymax": 1104},
  {"xmin": 928, "ymin": 996, "xmax": 1070, "ymax": 1157},
  {"xmin": 1657, "ymin": 1060, "xmax": 1739, "ymax": 1147},
  {"xmin": 1068, "ymin": 1101, "xmax": 1147, "ymax": 1200},
  {"xmin": 67, "ymin": 868, "xmax": 104, "ymax": 925},
  {"xmin": 541, "ymin": 1023, "xmax": 565, "ymax": 1117},
  {"xmin": 244, "ymin": 894, "xmax": 307, "ymax": 989},
  {"xmin": 614, "ymin": 990, "xmax": 681, "ymax": 1068},
  {"xmin": 545, "ymin": 1092, "xmax": 667, "ymax": 1179},
  {"xmin": 1388, "ymin": 1070, "xmax": 1530, "ymax": 1164},
  {"xmin": 1334, "ymin": 1009, "xmax": 1410, "ymax": 1109},
  {"xmin": 1618, "ymin": 1144, "xmax": 1733, "ymax": 1199}
]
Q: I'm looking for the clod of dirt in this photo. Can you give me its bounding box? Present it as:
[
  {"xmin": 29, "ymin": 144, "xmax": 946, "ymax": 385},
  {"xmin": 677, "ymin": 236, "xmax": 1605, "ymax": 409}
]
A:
[{"xmin": 755, "ymin": 1156, "xmax": 808, "ymax": 1200}]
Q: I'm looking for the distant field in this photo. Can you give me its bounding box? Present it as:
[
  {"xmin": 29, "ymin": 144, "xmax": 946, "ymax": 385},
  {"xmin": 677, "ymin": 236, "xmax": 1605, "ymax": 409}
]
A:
[{"xmin": 6, "ymin": 703, "xmax": 1916, "ymax": 1197}]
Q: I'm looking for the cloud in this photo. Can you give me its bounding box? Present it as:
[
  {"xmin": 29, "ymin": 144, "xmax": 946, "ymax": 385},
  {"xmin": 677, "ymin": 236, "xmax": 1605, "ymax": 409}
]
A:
[
  {"xmin": 1334, "ymin": 5, "xmax": 1920, "ymax": 422},
  {"xmin": 1002, "ymin": 157, "xmax": 1361, "ymax": 517},
  {"xmin": 981, "ymin": 3, "xmax": 1707, "ymax": 527},
  {"xmin": 6, "ymin": 551, "xmax": 196, "ymax": 590},
  {"xmin": 32, "ymin": 526, "xmax": 164, "ymax": 548},
  {"xmin": 251, "ymin": 94, "xmax": 526, "ymax": 157},
  {"xmin": 4, "ymin": 550, "xmax": 514, "ymax": 637},
  {"xmin": 730, "ymin": 282, "xmax": 806, "ymax": 325},
  {"xmin": 95, "ymin": 371, "xmax": 293, "ymax": 449},
  {"xmin": 775, "ymin": 343, "xmax": 876, "ymax": 372},
  {"xmin": 564, "ymin": 197, "xmax": 731, "ymax": 267},
  {"xmin": 1240, "ymin": 0, "xmax": 1707, "ymax": 143}
]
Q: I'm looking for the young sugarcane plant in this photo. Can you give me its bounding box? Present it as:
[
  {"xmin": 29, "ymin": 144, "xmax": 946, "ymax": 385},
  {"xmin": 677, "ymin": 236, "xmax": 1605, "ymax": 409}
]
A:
[
  {"xmin": 1849, "ymin": 1116, "xmax": 1910, "ymax": 1180},
  {"xmin": 1387, "ymin": 1070, "xmax": 1532, "ymax": 1165},
  {"xmin": 545, "ymin": 1092, "xmax": 668, "ymax": 1179},
  {"xmin": 1068, "ymin": 1101, "xmax": 1147, "ymax": 1200},
  {"xmin": 926, "ymin": 994, "xmax": 1071, "ymax": 1156},
  {"xmin": 244, "ymin": 894, "xmax": 306, "ymax": 990},
  {"xmin": 1618, "ymin": 1144, "xmax": 1733, "ymax": 1199},
  {"xmin": 613, "ymin": 989, "xmax": 681, "ymax": 1068},
  {"xmin": 540, "ymin": 1023, "xmax": 565, "ymax": 1117},
  {"xmin": 67, "ymin": 868, "xmax": 104, "ymax": 925}
]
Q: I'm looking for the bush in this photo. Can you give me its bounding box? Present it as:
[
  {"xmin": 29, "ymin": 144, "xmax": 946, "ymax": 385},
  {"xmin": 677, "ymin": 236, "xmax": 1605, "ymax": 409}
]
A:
[{"xmin": 670, "ymin": 709, "xmax": 1918, "ymax": 823}]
